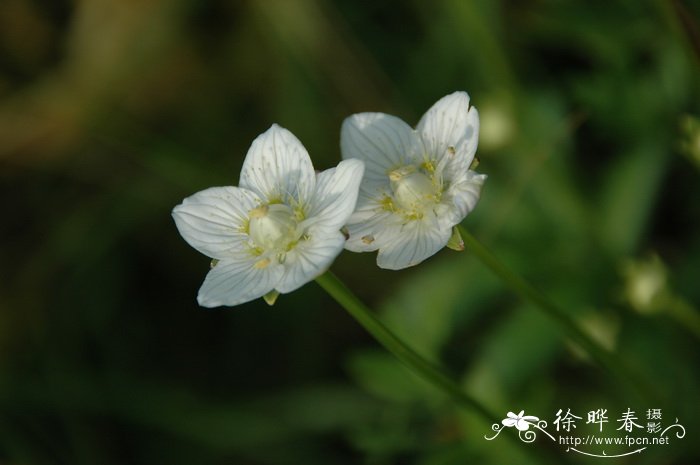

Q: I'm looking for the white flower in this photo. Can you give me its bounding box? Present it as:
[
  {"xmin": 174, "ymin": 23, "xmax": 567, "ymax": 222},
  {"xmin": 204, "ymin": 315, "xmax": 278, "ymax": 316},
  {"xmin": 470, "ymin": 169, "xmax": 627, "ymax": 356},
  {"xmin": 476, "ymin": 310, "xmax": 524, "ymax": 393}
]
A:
[
  {"xmin": 502, "ymin": 411, "xmax": 539, "ymax": 431},
  {"xmin": 341, "ymin": 91, "xmax": 486, "ymax": 270},
  {"xmin": 173, "ymin": 124, "xmax": 364, "ymax": 307}
]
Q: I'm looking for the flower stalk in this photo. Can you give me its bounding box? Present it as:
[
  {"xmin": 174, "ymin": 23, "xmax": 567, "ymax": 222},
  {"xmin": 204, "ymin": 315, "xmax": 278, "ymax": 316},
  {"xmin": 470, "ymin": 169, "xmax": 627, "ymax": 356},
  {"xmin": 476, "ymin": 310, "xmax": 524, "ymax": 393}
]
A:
[
  {"xmin": 315, "ymin": 271, "xmax": 496, "ymax": 422},
  {"xmin": 458, "ymin": 225, "xmax": 658, "ymax": 403},
  {"xmin": 316, "ymin": 271, "xmax": 575, "ymax": 465}
]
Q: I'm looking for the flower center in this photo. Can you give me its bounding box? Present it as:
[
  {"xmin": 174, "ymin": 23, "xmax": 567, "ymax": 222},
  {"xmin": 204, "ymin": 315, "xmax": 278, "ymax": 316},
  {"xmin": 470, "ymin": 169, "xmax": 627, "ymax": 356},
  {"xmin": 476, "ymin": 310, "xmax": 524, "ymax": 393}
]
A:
[
  {"xmin": 248, "ymin": 204, "xmax": 301, "ymax": 252},
  {"xmin": 389, "ymin": 165, "xmax": 439, "ymax": 213}
]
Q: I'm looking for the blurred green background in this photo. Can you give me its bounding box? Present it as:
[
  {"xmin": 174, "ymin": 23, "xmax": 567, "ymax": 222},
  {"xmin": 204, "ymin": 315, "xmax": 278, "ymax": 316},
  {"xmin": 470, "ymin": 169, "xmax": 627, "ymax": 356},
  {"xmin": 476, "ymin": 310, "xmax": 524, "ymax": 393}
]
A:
[{"xmin": 1, "ymin": 0, "xmax": 700, "ymax": 464}]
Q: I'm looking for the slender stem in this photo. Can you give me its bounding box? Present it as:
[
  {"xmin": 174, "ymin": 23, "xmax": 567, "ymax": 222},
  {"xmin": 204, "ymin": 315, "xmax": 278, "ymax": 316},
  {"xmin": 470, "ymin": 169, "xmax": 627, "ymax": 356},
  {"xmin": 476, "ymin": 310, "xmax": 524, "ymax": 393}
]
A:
[
  {"xmin": 458, "ymin": 225, "xmax": 658, "ymax": 403},
  {"xmin": 317, "ymin": 271, "xmax": 576, "ymax": 465},
  {"xmin": 315, "ymin": 271, "xmax": 496, "ymax": 422},
  {"xmin": 666, "ymin": 295, "xmax": 700, "ymax": 340}
]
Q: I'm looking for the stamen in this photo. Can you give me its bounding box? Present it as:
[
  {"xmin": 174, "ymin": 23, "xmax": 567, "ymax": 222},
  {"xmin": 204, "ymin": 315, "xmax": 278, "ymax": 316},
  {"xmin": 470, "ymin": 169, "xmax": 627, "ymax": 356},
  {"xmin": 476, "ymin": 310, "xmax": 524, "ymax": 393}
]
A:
[{"xmin": 388, "ymin": 165, "xmax": 416, "ymax": 182}]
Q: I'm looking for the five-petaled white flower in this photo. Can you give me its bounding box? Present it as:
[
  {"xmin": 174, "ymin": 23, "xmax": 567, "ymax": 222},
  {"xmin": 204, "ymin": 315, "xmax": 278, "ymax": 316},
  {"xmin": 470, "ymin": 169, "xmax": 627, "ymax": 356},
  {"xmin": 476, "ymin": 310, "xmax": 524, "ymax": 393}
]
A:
[
  {"xmin": 341, "ymin": 91, "xmax": 486, "ymax": 270},
  {"xmin": 502, "ymin": 411, "xmax": 539, "ymax": 431},
  {"xmin": 173, "ymin": 124, "xmax": 364, "ymax": 307}
]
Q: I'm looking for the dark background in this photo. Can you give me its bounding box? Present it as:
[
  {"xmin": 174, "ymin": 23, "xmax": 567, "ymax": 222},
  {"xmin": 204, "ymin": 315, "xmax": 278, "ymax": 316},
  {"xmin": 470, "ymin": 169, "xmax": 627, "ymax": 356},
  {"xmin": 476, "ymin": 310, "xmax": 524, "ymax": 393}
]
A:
[{"xmin": 1, "ymin": 0, "xmax": 699, "ymax": 464}]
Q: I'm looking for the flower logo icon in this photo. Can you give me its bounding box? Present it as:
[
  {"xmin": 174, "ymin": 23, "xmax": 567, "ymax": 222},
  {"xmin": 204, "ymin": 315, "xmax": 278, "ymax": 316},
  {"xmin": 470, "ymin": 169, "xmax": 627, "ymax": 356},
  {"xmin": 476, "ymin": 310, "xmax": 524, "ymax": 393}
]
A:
[{"xmin": 502, "ymin": 411, "xmax": 540, "ymax": 431}]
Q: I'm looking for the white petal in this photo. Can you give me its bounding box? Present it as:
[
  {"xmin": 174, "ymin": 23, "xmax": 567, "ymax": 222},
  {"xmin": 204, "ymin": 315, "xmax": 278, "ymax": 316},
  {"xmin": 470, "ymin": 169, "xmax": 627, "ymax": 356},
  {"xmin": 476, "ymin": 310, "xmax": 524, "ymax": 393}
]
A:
[
  {"xmin": 341, "ymin": 113, "xmax": 424, "ymax": 175},
  {"xmin": 502, "ymin": 418, "xmax": 517, "ymax": 427},
  {"xmin": 344, "ymin": 208, "xmax": 399, "ymax": 253},
  {"xmin": 172, "ymin": 186, "xmax": 260, "ymax": 259},
  {"xmin": 197, "ymin": 256, "xmax": 284, "ymax": 307},
  {"xmin": 343, "ymin": 185, "xmax": 406, "ymax": 253},
  {"xmin": 275, "ymin": 229, "xmax": 346, "ymax": 293},
  {"xmin": 306, "ymin": 159, "xmax": 364, "ymax": 231},
  {"xmin": 376, "ymin": 220, "xmax": 451, "ymax": 270},
  {"xmin": 239, "ymin": 124, "xmax": 316, "ymax": 205},
  {"xmin": 417, "ymin": 92, "xmax": 479, "ymax": 176},
  {"xmin": 443, "ymin": 171, "xmax": 487, "ymax": 226},
  {"xmin": 354, "ymin": 175, "xmax": 394, "ymax": 216}
]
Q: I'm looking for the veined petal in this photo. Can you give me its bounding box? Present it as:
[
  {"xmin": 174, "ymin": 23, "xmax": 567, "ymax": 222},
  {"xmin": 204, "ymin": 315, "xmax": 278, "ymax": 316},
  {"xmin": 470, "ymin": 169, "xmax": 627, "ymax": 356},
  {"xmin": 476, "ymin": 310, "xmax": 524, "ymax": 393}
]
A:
[
  {"xmin": 343, "ymin": 188, "xmax": 403, "ymax": 252},
  {"xmin": 172, "ymin": 186, "xmax": 260, "ymax": 259},
  {"xmin": 197, "ymin": 255, "xmax": 284, "ymax": 307},
  {"xmin": 239, "ymin": 124, "xmax": 316, "ymax": 205},
  {"xmin": 275, "ymin": 228, "xmax": 346, "ymax": 293},
  {"xmin": 417, "ymin": 91, "xmax": 479, "ymax": 176},
  {"xmin": 353, "ymin": 175, "xmax": 394, "ymax": 216},
  {"xmin": 345, "ymin": 210, "xmax": 399, "ymax": 252},
  {"xmin": 306, "ymin": 159, "xmax": 364, "ymax": 231},
  {"xmin": 376, "ymin": 220, "xmax": 451, "ymax": 270},
  {"xmin": 443, "ymin": 171, "xmax": 487, "ymax": 227},
  {"xmin": 341, "ymin": 113, "xmax": 424, "ymax": 175}
]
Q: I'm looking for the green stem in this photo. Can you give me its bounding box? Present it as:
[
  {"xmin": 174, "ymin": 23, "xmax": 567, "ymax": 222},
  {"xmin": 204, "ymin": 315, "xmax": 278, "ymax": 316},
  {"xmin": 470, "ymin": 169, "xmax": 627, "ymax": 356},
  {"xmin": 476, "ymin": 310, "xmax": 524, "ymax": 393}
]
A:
[
  {"xmin": 315, "ymin": 271, "xmax": 496, "ymax": 422},
  {"xmin": 458, "ymin": 225, "xmax": 657, "ymax": 403},
  {"xmin": 666, "ymin": 295, "xmax": 700, "ymax": 340},
  {"xmin": 317, "ymin": 270, "xmax": 577, "ymax": 465}
]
